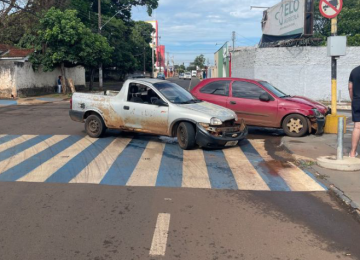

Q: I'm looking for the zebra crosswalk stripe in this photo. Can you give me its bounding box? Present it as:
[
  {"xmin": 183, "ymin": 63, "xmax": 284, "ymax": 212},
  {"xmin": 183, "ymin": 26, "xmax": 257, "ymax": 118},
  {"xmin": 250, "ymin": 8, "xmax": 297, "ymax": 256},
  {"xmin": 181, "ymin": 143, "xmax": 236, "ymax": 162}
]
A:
[
  {"xmin": 71, "ymin": 137, "xmax": 132, "ymax": 184},
  {"xmin": 0, "ymin": 135, "xmax": 68, "ymax": 174},
  {"xmin": 249, "ymin": 140, "xmax": 324, "ymax": 192},
  {"xmin": 182, "ymin": 149, "xmax": 211, "ymax": 189},
  {"xmin": 223, "ymin": 146, "xmax": 270, "ymax": 191},
  {"xmin": 18, "ymin": 137, "xmax": 93, "ymax": 182},
  {"xmin": 0, "ymin": 135, "xmax": 327, "ymax": 192},
  {"xmin": 127, "ymin": 141, "xmax": 165, "ymax": 187}
]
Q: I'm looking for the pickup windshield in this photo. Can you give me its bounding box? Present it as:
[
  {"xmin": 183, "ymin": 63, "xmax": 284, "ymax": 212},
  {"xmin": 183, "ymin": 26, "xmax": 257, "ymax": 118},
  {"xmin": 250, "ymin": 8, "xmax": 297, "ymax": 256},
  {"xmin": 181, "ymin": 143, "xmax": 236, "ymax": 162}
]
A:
[
  {"xmin": 153, "ymin": 82, "xmax": 202, "ymax": 104},
  {"xmin": 260, "ymin": 81, "xmax": 289, "ymax": 98}
]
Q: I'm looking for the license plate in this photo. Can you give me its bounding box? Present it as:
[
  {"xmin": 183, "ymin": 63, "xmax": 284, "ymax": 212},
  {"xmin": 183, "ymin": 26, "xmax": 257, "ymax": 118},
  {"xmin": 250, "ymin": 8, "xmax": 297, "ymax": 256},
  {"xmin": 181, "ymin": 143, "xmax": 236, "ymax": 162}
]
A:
[{"xmin": 225, "ymin": 141, "xmax": 238, "ymax": 147}]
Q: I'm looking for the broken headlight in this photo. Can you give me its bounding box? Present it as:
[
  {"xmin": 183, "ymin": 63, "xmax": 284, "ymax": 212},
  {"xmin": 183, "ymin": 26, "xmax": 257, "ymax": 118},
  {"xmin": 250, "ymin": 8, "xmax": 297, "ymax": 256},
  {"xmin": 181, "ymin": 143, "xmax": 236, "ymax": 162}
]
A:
[{"xmin": 210, "ymin": 117, "xmax": 222, "ymax": 126}]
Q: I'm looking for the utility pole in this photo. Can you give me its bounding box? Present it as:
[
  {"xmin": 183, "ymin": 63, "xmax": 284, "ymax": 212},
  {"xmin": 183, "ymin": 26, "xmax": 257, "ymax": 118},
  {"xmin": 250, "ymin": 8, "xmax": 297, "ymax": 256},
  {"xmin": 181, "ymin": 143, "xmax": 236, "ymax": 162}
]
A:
[
  {"xmin": 166, "ymin": 52, "xmax": 169, "ymax": 78},
  {"xmin": 143, "ymin": 46, "xmax": 146, "ymax": 76},
  {"xmin": 98, "ymin": 0, "xmax": 103, "ymax": 89},
  {"xmin": 232, "ymin": 31, "xmax": 236, "ymax": 52}
]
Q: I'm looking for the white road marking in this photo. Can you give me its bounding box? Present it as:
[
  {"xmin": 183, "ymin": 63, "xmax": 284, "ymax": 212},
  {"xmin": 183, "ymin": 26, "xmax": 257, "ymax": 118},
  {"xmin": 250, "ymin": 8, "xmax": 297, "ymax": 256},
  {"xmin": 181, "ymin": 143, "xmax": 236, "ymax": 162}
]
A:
[
  {"xmin": 0, "ymin": 135, "xmax": 68, "ymax": 173},
  {"xmin": 0, "ymin": 135, "xmax": 36, "ymax": 153},
  {"xmin": 223, "ymin": 147, "xmax": 270, "ymax": 191},
  {"xmin": 71, "ymin": 138, "xmax": 132, "ymax": 184},
  {"xmin": 149, "ymin": 213, "xmax": 171, "ymax": 257},
  {"xmin": 182, "ymin": 149, "xmax": 211, "ymax": 188},
  {"xmin": 126, "ymin": 141, "xmax": 165, "ymax": 187},
  {"xmin": 249, "ymin": 140, "xmax": 325, "ymax": 191},
  {"xmin": 18, "ymin": 137, "xmax": 95, "ymax": 182}
]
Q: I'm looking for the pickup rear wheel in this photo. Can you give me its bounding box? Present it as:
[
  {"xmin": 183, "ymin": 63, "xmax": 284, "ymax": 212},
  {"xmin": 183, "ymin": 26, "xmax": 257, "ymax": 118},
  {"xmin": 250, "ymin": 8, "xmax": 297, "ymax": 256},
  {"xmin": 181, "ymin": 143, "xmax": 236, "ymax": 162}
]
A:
[
  {"xmin": 282, "ymin": 114, "xmax": 308, "ymax": 137},
  {"xmin": 177, "ymin": 122, "xmax": 195, "ymax": 150},
  {"xmin": 85, "ymin": 114, "xmax": 106, "ymax": 138}
]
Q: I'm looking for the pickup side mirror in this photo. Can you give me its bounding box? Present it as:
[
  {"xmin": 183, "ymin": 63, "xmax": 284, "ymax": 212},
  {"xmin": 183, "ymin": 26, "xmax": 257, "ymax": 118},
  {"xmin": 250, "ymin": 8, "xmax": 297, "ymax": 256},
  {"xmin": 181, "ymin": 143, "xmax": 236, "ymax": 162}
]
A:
[
  {"xmin": 259, "ymin": 93, "xmax": 271, "ymax": 102},
  {"xmin": 153, "ymin": 98, "xmax": 168, "ymax": 107}
]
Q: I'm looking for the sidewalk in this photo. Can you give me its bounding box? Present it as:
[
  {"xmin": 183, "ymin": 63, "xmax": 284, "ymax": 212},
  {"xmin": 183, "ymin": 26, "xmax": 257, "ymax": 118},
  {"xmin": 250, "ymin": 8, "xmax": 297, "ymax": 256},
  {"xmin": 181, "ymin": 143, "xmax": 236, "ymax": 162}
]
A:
[
  {"xmin": 282, "ymin": 116, "xmax": 360, "ymax": 218},
  {"xmin": 0, "ymin": 94, "xmax": 70, "ymax": 106}
]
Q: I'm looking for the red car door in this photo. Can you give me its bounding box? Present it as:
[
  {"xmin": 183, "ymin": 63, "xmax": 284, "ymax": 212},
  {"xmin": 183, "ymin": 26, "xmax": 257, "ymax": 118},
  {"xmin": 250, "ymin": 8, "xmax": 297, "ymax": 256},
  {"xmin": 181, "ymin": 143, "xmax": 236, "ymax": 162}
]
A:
[
  {"xmin": 194, "ymin": 80, "xmax": 231, "ymax": 107},
  {"xmin": 228, "ymin": 80, "xmax": 279, "ymax": 127}
]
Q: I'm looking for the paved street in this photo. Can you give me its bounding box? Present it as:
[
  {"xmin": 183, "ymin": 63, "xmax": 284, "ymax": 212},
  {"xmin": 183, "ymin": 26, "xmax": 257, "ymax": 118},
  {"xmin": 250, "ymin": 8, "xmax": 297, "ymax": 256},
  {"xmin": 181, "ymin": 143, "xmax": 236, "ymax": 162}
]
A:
[{"xmin": 0, "ymin": 78, "xmax": 360, "ymax": 259}]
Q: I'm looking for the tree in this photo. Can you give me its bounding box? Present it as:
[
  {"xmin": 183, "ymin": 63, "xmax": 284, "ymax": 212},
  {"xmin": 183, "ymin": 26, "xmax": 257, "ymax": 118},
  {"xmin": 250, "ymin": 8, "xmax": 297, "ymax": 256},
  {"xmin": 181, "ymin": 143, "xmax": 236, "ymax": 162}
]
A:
[
  {"xmin": 314, "ymin": 0, "xmax": 360, "ymax": 46},
  {"xmin": 25, "ymin": 7, "xmax": 113, "ymax": 92},
  {"xmin": 193, "ymin": 54, "xmax": 206, "ymax": 69}
]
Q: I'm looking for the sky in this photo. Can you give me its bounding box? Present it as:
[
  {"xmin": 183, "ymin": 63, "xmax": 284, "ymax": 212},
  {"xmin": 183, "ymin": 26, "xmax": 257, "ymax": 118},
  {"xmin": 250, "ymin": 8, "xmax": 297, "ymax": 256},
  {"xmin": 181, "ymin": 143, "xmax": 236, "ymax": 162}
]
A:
[{"xmin": 131, "ymin": 0, "xmax": 280, "ymax": 66}]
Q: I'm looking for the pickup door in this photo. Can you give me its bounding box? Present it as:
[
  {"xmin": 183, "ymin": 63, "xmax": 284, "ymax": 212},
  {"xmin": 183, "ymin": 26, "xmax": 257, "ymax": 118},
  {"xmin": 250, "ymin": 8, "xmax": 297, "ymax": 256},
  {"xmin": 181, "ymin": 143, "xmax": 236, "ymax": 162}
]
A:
[
  {"xmin": 120, "ymin": 83, "xmax": 169, "ymax": 135},
  {"xmin": 228, "ymin": 80, "xmax": 278, "ymax": 127}
]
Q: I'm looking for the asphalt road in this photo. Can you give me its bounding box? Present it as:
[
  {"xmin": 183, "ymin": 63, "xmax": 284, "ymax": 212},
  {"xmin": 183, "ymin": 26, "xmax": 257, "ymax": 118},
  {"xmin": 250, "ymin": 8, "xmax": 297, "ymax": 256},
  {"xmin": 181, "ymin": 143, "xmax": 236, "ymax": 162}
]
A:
[{"xmin": 0, "ymin": 79, "xmax": 360, "ymax": 260}]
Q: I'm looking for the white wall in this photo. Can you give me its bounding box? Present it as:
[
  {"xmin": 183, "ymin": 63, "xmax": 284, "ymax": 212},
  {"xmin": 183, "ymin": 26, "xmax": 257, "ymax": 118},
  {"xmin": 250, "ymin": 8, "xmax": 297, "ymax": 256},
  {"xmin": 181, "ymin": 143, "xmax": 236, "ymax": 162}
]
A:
[
  {"xmin": 0, "ymin": 61, "xmax": 16, "ymax": 97},
  {"xmin": 231, "ymin": 46, "xmax": 360, "ymax": 101},
  {"xmin": 0, "ymin": 61, "xmax": 85, "ymax": 98}
]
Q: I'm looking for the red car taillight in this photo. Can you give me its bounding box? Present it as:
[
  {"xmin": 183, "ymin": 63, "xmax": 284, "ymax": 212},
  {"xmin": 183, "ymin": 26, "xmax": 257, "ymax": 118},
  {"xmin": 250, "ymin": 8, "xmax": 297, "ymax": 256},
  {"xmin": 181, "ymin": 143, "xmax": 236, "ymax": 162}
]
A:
[{"xmin": 70, "ymin": 98, "xmax": 72, "ymax": 109}]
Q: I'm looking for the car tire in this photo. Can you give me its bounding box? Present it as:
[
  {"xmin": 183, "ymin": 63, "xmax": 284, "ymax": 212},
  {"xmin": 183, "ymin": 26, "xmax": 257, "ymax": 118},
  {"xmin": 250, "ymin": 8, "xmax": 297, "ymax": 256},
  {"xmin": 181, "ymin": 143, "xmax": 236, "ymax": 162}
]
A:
[
  {"xmin": 85, "ymin": 114, "xmax": 106, "ymax": 138},
  {"xmin": 177, "ymin": 122, "xmax": 196, "ymax": 150},
  {"xmin": 282, "ymin": 114, "xmax": 308, "ymax": 137}
]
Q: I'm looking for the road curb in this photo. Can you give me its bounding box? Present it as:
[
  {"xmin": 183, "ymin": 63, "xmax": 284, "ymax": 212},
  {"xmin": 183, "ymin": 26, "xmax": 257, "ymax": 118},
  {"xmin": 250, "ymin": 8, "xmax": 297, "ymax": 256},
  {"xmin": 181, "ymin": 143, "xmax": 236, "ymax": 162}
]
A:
[{"xmin": 329, "ymin": 185, "xmax": 360, "ymax": 223}]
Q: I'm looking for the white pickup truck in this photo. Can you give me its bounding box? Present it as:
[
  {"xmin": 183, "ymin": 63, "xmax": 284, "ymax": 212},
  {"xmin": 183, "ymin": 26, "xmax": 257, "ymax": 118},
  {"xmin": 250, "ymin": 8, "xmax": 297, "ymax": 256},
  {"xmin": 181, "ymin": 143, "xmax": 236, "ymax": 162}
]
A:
[{"xmin": 69, "ymin": 78, "xmax": 247, "ymax": 150}]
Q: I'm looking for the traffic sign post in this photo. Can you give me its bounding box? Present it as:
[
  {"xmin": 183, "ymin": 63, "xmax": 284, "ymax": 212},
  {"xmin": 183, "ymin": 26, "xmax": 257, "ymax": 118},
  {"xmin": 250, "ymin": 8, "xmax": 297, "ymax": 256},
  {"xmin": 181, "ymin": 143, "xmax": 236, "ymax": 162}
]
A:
[{"xmin": 320, "ymin": 0, "xmax": 346, "ymax": 134}]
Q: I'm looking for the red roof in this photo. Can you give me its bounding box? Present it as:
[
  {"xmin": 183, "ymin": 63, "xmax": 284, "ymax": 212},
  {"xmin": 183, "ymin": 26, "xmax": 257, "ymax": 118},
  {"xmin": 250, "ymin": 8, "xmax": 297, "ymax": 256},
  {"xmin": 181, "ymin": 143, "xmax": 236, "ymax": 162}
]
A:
[
  {"xmin": 0, "ymin": 44, "xmax": 12, "ymax": 52},
  {"xmin": 2, "ymin": 48, "xmax": 33, "ymax": 58}
]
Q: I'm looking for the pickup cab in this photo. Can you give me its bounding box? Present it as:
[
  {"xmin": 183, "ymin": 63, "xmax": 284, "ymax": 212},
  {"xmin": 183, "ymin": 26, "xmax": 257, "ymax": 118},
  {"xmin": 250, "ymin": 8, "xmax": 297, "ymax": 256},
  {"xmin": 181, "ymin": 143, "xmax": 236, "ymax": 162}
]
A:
[{"xmin": 69, "ymin": 79, "xmax": 247, "ymax": 150}]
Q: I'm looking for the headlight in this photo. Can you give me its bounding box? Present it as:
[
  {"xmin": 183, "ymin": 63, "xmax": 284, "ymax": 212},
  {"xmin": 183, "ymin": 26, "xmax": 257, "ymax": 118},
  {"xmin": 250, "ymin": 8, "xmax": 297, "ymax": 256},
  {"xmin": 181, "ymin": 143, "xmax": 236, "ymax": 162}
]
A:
[
  {"xmin": 234, "ymin": 113, "xmax": 238, "ymax": 121},
  {"xmin": 312, "ymin": 108, "xmax": 322, "ymax": 118},
  {"xmin": 210, "ymin": 117, "xmax": 222, "ymax": 126}
]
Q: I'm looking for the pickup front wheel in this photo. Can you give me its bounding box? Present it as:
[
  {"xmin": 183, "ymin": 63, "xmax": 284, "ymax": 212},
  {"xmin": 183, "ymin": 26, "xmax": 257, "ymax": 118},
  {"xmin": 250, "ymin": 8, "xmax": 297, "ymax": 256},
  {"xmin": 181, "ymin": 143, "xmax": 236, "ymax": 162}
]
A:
[
  {"xmin": 177, "ymin": 122, "xmax": 195, "ymax": 150},
  {"xmin": 85, "ymin": 114, "xmax": 106, "ymax": 138}
]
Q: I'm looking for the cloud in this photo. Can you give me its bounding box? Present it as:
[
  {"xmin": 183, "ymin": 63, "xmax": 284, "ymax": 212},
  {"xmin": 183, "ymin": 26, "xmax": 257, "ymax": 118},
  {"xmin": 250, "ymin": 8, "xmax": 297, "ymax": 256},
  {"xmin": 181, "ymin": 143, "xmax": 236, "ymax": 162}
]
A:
[
  {"xmin": 174, "ymin": 12, "xmax": 201, "ymax": 18},
  {"xmin": 131, "ymin": 0, "xmax": 279, "ymax": 65}
]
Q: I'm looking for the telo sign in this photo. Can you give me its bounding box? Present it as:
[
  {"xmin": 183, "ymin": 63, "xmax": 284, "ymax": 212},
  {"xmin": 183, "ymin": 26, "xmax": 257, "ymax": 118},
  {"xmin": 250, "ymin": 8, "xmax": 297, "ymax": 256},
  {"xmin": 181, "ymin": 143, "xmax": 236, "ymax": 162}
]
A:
[{"xmin": 262, "ymin": 0, "xmax": 314, "ymax": 37}]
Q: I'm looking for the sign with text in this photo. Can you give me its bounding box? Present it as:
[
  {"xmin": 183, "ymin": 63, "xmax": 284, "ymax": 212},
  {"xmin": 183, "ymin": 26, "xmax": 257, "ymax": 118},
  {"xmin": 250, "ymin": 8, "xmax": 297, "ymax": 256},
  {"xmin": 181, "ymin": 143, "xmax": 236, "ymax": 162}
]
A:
[
  {"xmin": 262, "ymin": 0, "xmax": 305, "ymax": 36},
  {"xmin": 319, "ymin": 0, "xmax": 342, "ymax": 19}
]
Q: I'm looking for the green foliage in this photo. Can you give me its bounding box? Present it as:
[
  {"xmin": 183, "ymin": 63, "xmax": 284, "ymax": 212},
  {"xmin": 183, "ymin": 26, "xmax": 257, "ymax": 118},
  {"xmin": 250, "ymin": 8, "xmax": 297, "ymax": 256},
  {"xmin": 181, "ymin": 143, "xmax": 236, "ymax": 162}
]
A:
[
  {"xmin": 314, "ymin": 0, "xmax": 360, "ymax": 46},
  {"xmin": 193, "ymin": 54, "xmax": 206, "ymax": 69},
  {"xmin": 25, "ymin": 7, "xmax": 113, "ymax": 71}
]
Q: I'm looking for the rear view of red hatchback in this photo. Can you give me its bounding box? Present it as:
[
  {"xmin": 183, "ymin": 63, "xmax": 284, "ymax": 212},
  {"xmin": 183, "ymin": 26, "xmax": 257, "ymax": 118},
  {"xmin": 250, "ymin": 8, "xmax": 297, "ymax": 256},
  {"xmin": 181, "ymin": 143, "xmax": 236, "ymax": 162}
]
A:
[{"xmin": 191, "ymin": 78, "xmax": 330, "ymax": 137}]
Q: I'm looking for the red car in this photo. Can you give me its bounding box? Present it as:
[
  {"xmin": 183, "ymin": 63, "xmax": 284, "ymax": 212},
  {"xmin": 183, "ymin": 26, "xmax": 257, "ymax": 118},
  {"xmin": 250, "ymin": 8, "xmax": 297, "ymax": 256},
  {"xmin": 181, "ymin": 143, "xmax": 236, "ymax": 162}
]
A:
[{"xmin": 191, "ymin": 78, "xmax": 330, "ymax": 137}]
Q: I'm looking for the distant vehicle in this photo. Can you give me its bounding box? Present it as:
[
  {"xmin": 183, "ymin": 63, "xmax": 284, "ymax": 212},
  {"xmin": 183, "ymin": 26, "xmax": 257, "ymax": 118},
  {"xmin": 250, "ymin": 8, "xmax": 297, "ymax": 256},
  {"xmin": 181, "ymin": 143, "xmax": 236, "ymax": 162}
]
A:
[
  {"xmin": 192, "ymin": 70, "xmax": 197, "ymax": 77},
  {"xmin": 126, "ymin": 73, "xmax": 145, "ymax": 80},
  {"xmin": 184, "ymin": 72, "xmax": 191, "ymax": 80},
  {"xmin": 157, "ymin": 73, "xmax": 165, "ymax": 80},
  {"xmin": 179, "ymin": 73, "xmax": 184, "ymax": 79},
  {"xmin": 70, "ymin": 78, "xmax": 247, "ymax": 149},
  {"xmin": 191, "ymin": 78, "xmax": 331, "ymax": 137}
]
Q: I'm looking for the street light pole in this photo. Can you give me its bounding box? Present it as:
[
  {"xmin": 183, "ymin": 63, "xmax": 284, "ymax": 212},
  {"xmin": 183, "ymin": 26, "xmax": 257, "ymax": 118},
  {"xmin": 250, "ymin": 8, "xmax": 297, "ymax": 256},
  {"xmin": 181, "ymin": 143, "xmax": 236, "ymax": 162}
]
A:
[
  {"xmin": 98, "ymin": 4, "xmax": 130, "ymax": 88},
  {"xmin": 98, "ymin": 0, "xmax": 103, "ymax": 90}
]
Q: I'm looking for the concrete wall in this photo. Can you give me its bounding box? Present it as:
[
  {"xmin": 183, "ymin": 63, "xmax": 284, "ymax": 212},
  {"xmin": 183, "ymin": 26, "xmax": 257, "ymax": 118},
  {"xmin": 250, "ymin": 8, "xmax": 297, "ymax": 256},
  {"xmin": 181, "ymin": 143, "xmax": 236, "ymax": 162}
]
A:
[
  {"xmin": 231, "ymin": 46, "xmax": 360, "ymax": 101},
  {"xmin": 0, "ymin": 61, "xmax": 86, "ymax": 98}
]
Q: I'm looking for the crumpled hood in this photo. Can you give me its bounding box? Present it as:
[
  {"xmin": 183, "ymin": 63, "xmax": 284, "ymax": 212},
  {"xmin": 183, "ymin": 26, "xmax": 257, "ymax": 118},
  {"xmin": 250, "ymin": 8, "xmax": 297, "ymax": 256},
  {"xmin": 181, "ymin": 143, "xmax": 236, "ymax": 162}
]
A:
[
  {"xmin": 284, "ymin": 96, "xmax": 328, "ymax": 114},
  {"xmin": 179, "ymin": 101, "xmax": 236, "ymax": 122}
]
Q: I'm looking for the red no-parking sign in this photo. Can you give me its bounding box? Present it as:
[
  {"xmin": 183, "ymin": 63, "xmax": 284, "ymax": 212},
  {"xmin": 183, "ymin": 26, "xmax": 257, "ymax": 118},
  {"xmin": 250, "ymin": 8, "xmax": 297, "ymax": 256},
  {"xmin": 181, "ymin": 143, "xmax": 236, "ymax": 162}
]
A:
[{"xmin": 319, "ymin": 0, "xmax": 343, "ymax": 19}]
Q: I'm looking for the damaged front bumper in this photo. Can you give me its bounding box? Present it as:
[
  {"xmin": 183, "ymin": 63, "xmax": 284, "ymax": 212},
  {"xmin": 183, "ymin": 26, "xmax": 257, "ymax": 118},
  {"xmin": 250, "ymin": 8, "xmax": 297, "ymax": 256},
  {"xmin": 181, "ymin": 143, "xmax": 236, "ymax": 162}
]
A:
[
  {"xmin": 309, "ymin": 116, "xmax": 325, "ymax": 135},
  {"xmin": 195, "ymin": 120, "xmax": 248, "ymax": 148}
]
